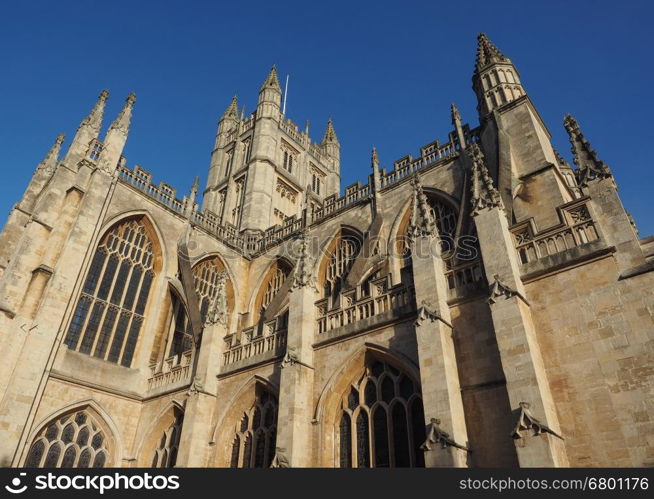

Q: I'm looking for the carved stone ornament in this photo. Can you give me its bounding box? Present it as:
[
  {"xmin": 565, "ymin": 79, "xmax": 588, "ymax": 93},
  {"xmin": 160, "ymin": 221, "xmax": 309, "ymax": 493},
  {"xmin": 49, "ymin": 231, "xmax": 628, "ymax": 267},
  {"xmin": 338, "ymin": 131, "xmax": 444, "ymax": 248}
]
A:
[
  {"xmin": 487, "ymin": 274, "xmax": 518, "ymax": 304},
  {"xmin": 281, "ymin": 347, "xmax": 298, "ymax": 369},
  {"xmin": 408, "ymin": 175, "xmax": 438, "ymax": 240},
  {"xmin": 420, "ymin": 418, "xmax": 469, "ymax": 451},
  {"xmin": 467, "ymin": 142, "xmax": 503, "ymax": 216},
  {"xmin": 205, "ymin": 272, "xmax": 228, "ymax": 326},
  {"xmin": 292, "ymin": 232, "xmax": 315, "ymax": 289},
  {"xmin": 563, "ymin": 115, "xmax": 612, "ymax": 187},
  {"xmin": 414, "ymin": 301, "xmax": 451, "ymax": 328},
  {"xmin": 511, "ymin": 402, "xmax": 563, "ymax": 440},
  {"xmin": 270, "ymin": 447, "xmax": 290, "ymax": 468},
  {"xmin": 187, "ymin": 375, "xmax": 204, "ymax": 396}
]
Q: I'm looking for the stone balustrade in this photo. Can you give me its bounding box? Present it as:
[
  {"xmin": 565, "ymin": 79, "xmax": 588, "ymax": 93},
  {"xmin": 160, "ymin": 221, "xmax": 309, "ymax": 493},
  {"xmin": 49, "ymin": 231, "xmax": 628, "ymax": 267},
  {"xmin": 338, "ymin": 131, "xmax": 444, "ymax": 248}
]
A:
[
  {"xmin": 511, "ymin": 199, "xmax": 600, "ymax": 265},
  {"xmin": 222, "ymin": 318, "xmax": 288, "ymax": 367},
  {"xmin": 147, "ymin": 349, "xmax": 193, "ymax": 391}
]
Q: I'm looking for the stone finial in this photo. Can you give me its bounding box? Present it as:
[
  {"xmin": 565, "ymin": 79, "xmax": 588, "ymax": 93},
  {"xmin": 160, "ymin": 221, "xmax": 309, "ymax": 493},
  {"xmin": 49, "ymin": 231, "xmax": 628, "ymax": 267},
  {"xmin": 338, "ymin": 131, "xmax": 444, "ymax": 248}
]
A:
[
  {"xmin": 292, "ymin": 231, "xmax": 315, "ymax": 289},
  {"xmin": 205, "ymin": 271, "xmax": 228, "ymax": 326},
  {"xmin": 408, "ymin": 174, "xmax": 437, "ymax": 239},
  {"xmin": 321, "ymin": 118, "xmax": 339, "ymax": 144},
  {"xmin": 511, "ymin": 402, "xmax": 563, "ymax": 440},
  {"xmin": 563, "ymin": 114, "xmax": 612, "ymax": 187},
  {"xmin": 190, "ymin": 175, "xmax": 200, "ymax": 198},
  {"xmin": 222, "ymin": 95, "xmax": 239, "ymax": 120},
  {"xmin": 420, "ymin": 418, "xmax": 469, "ymax": 451},
  {"xmin": 371, "ymin": 146, "xmax": 381, "ymax": 193},
  {"xmin": 451, "ymin": 103, "xmax": 462, "ymax": 126},
  {"xmin": 260, "ymin": 65, "xmax": 281, "ymax": 91},
  {"xmin": 79, "ymin": 89, "xmax": 109, "ymax": 132},
  {"xmin": 468, "ymin": 142, "xmax": 503, "ymax": 216},
  {"xmin": 108, "ymin": 92, "xmax": 136, "ymax": 134},
  {"xmin": 475, "ymin": 33, "xmax": 509, "ymax": 72},
  {"xmin": 371, "ymin": 146, "xmax": 379, "ymax": 171},
  {"xmin": 37, "ymin": 133, "xmax": 65, "ymax": 175}
]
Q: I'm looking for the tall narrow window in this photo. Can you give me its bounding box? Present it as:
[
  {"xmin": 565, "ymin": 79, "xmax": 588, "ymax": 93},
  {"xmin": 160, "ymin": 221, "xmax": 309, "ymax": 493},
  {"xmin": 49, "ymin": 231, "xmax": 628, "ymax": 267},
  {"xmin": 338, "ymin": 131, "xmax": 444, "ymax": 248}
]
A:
[
  {"xmin": 168, "ymin": 295, "xmax": 193, "ymax": 357},
  {"xmin": 25, "ymin": 410, "xmax": 110, "ymax": 468},
  {"xmin": 324, "ymin": 235, "xmax": 360, "ymax": 299},
  {"xmin": 152, "ymin": 409, "xmax": 184, "ymax": 468},
  {"xmin": 338, "ymin": 359, "xmax": 425, "ymax": 468},
  {"xmin": 229, "ymin": 388, "xmax": 277, "ymax": 468},
  {"xmin": 193, "ymin": 258, "xmax": 230, "ymax": 325},
  {"xmin": 65, "ymin": 218, "xmax": 156, "ymax": 367}
]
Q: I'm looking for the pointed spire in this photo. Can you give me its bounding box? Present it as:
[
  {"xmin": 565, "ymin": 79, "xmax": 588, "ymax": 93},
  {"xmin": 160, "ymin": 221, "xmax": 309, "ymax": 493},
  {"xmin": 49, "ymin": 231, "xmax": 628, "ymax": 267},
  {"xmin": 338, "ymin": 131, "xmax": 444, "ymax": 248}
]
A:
[
  {"xmin": 563, "ymin": 115, "xmax": 611, "ymax": 186},
  {"xmin": 409, "ymin": 175, "xmax": 437, "ymax": 239},
  {"xmin": 475, "ymin": 33, "xmax": 509, "ymax": 73},
  {"xmin": 190, "ymin": 175, "xmax": 200, "ymax": 197},
  {"xmin": 108, "ymin": 93, "xmax": 136, "ymax": 134},
  {"xmin": 322, "ymin": 118, "xmax": 338, "ymax": 144},
  {"xmin": 467, "ymin": 142, "xmax": 503, "ymax": 216},
  {"xmin": 451, "ymin": 103, "xmax": 461, "ymax": 126},
  {"xmin": 37, "ymin": 133, "xmax": 65, "ymax": 174},
  {"xmin": 79, "ymin": 89, "xmax": 109, "ymax": 132},
  {"xmin": 223, "ymin": 95, "xmax": 239, "ymax": 120},
  {"xmin": 240, "ymin": 105, "xmax": 246, "ymax": 121},
  {"xmin": 371, "ymin": 146, "xmax": 381, "ymax": 193},
  {"xmin": 261, "ymin": 65, "xmax": 281, "ymax": 91}
]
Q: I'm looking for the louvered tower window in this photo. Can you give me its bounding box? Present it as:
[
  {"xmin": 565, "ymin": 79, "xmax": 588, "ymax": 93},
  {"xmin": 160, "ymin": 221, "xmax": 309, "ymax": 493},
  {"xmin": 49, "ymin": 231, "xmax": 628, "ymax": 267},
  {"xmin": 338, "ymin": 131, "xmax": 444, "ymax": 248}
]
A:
[
  {"xmin": 339, "ymin": 359, "xmax": 425, "ymax": 468},
  {"xmin": 25, "ymin": 411, "xmax": 109, "ymax": 468},
  {"xmin": 64, "ymin": 218, "xmax": 155, "ymax": 367}
]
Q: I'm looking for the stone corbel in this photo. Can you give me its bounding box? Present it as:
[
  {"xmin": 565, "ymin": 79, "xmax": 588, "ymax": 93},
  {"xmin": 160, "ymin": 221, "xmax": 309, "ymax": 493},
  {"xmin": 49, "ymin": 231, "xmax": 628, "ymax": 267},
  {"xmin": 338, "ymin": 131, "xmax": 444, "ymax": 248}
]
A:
[
  {"xmin": 420, "ymin": 418, "xmax": 469, "ymax": 452},
  {"xmin": 511, "ymin": 402, "xmax": 563, "ymax": 440}
]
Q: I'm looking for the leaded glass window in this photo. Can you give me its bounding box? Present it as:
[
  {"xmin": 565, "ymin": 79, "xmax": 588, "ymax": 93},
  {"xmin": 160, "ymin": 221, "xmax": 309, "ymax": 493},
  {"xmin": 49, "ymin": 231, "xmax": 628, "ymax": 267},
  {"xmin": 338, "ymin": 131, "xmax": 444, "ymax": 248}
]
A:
[
  {"xmin": 193, "ymin": 258, "xmax": 230, "ymax": 325},
  {"xmin": 64, "ymin": 218, "xmax": 155, "ymax": 367},
  {"xmin": 338, "ymin": 359, "xmax": 425, "ymax": 468},
  {"xmin": 401, "ymin": 195, "xmax": 457, "ymax": 265},
  {"xmin": 324, "ymin": 235, "xmax": 360, "ymax": 298},
  {"xmin": 229, "ymin": 388, "xmax": 277, "ymax": 468},
  {"xmin": 168, "ymin": 294, "xmax": 193, "ymax": 357},
  {"xmin": 152, "ymin": 409, "xmax": 183, "ymax": 468},
  {"xmin": 25, "ymin": 411, "xmax": 109, "ymax": 468}
]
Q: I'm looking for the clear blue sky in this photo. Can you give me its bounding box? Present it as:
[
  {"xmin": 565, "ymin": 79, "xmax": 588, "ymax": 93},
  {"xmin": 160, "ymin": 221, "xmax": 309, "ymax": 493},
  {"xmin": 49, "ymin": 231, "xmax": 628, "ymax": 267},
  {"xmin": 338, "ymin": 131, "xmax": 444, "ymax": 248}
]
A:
[{"xmin": 1, "ymin": 0, "xmax": 652, "ymax": 236}]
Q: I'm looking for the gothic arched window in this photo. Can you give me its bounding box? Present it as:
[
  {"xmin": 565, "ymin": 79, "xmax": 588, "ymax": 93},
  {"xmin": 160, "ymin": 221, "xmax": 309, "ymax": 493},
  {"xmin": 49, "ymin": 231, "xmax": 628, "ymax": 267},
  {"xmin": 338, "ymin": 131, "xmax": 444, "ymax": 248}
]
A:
[
  {"xmin": 152, "ymin": 409, "xmax": 183, "ymax": 468},
  {"xmin": 338, "ymin": 359, "xmax": 425, "ymax": 468},
  {"xmin": 193, "ymin": 258, "xmax": 229, "ymax": 325},
  {"xmin": 64, "ymin": 218, "xmax": 156, "ymax": 367},
  {"xmin": 230, "ymin": 388, "xmax": 278, "ymax": 468},
  {"xmin": 168, "ymin": 294, "xmax": 192, "ymax": 357},
  {"xmin": 25, "ymin": 410, "xmax": 110, "ymax": 468},
  {"xmin": 323, "ymin": 234, "xmax": 361, "ymax": 298}
]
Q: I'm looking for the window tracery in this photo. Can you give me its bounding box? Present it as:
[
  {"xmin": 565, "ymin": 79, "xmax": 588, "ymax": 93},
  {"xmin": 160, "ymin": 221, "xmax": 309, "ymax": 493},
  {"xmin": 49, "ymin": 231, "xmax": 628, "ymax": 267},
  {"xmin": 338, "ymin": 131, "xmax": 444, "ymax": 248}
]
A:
[
  {"xmin": 229, "ymin": 388, "xmax": 277, "ymax": 468},
  {"xmin": 338, "ymin": 359, "xmax": 425, "ymax": 468},
  {"xmin": 64, "ymin": 218, "xmax": 155, "ymax": 367},
  {"xmin": 151, "ymin": 409, "xmax": 183, "ymax": 468}
]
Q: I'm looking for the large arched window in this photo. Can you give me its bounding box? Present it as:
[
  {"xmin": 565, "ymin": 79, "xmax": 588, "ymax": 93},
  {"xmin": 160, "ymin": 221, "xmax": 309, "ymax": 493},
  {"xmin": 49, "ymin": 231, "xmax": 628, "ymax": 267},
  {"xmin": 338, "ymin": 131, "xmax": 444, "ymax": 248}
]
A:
[
  {"xmin": 323, "ymin": 233, "xmax": 361, "ymax": 299},
  {"xmin": 193, "ymin": 257, "xmax": 231, "ymax": 325},
  {"xmin": 151, "ymin": 408, "xmax": 183, "ymax": 468},
  {"xmin": 338, "ymin": 359, "xmax": 425, "ymax": 468},
  {"xmin": 229, "ymin": 387, "xmax": 278, "ymax": 468},
  {"xmin": 64, "ymin": 218, "xmax": 156, "ymax": 367},
  {"xmin": 25, "ymin": 410, "xmax": 111, "ymax": 468},
  {"xmin": 254, "ymin": 259, "xmax": 292, "ymax": 322}
]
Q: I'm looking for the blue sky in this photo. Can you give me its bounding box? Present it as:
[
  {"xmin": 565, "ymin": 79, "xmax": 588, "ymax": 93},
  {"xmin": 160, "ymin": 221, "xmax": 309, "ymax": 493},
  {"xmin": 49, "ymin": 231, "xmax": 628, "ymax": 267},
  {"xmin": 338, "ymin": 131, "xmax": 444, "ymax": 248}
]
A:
[{"xmin": 1, "ymin": 0, "xmax": 652, "ymax": 236}]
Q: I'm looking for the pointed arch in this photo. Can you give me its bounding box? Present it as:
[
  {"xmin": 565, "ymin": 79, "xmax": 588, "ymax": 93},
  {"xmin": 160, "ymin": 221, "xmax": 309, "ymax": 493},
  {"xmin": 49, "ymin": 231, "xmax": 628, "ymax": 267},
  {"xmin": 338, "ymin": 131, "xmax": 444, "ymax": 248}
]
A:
[
  {"xmin": 314, "ymin": 343, "xmax": 423, "ymax": 467},
  {"xmin": 63, "ymin": 214, "xmax": 163, "ymax": 367},
  {"xmin": 22, "ymin": 399, "xmax": 122, "ymax": 468},
  {"xmin": 136, "ymin": 401, "xmax": 185, "ymax": 468},
  {"xmin": 190, "ymin": 253, "xmax": 236, "ymax": 327},
  {"xmin": 210, "ymin": 375, "xmax": 279, "ymax": 467},
  {"xmin": 247, "ymin": 256, "xmax": 293, "ymax": 323},
  {"xmin": 316, "ymin": 225, "xmax": 364, "ymax": 300}
]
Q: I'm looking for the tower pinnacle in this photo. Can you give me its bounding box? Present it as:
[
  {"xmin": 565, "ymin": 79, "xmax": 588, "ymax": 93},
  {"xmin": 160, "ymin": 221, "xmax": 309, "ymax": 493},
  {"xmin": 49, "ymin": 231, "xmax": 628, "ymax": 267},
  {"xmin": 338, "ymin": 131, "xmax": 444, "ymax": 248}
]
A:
[
  {"xmin": 261, "ymin": 65, "xmax": 281, "ymax": 92},
  {"xmin": 108, "ymin": 93, "xmax": 136, "ymax": 134},
  {"xmin": 322, "ymin": 118, "xmax": 338, "ymax": 144},
  {"xmin": 475, "ymin": 33, "xmax": 509, "ymax": 73},
  {"xmin": 563, "ymin": 115, "xmax": 611, "ymax": 186},
  {"xmin": 223, "ymin": 96, "xmax": 239, "ymax": 120},
  {"xmin": 37, "ymin": 134, "xmax": 65, "ymax": 175}
]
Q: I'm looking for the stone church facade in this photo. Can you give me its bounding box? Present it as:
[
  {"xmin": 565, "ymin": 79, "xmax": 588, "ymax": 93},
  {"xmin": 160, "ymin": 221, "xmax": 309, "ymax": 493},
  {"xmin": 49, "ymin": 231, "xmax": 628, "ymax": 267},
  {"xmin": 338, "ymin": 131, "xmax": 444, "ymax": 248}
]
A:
[{"xmin": 0, "ymin": 34, "xmax": 652, "ymax": 468}]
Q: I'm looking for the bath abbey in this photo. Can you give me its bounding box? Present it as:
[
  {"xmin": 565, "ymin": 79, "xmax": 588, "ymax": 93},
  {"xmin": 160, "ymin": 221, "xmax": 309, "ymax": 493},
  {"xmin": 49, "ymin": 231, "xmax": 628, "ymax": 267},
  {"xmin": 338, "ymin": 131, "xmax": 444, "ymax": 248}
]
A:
[{"xmin": 0, "ymin": 33, "xmax": 652, "ymax": 469}]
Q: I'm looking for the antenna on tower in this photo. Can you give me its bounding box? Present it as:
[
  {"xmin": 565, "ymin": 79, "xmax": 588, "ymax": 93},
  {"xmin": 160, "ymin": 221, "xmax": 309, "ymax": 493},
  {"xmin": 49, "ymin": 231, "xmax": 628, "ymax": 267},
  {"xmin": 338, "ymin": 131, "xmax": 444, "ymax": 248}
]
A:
[{"xmin": 282, "ymin": 74, "xmax": 289, "ymax": 115}]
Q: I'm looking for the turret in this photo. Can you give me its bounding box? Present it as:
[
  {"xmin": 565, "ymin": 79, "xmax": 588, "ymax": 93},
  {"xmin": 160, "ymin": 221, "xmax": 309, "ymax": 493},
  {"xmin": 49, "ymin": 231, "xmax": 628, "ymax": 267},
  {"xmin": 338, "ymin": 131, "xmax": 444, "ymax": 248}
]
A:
[
  {"xmin": 257, "ymin": 65, "xmax": 282, "ymax": 119},
  {"xmin": 97, "ymin": 93, "xmax": 136, "ymax": 173},
  {"xmin": 63, "ymin": 90, "xmax": 108, "ymax": 167},
  {"xmin": 472, "ymin": 34, "xmax": 526, "ymax": 118}
]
